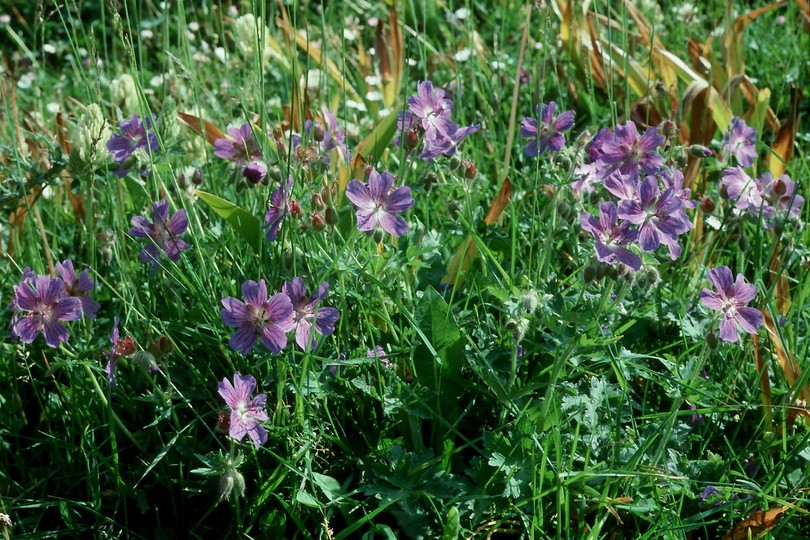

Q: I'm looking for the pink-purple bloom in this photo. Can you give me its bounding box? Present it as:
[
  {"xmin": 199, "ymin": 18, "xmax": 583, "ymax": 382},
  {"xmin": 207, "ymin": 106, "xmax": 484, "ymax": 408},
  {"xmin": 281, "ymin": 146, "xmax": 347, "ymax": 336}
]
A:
[
  {"xmin": 367, "ymin": 345, "xmax": 391, "ymax": 367},
  {"xmin": 129, "ymin": 200, "xmax": 190, "ymax": 268},
  {"xmin": 304, "ymin": 108, "xmax": 349, "ymax": 164},
  {"xmin": 345, "ymin": 169, "xmax": 414, "ymax": 237},
  {"xmin": 220, "ymin": 279, "xmax": 295, "ymax": 354},
  {"xmin": 618, "ymin": 176, "xmax": 692, "ymax": 260},
  {"xmin": 218, "ymin": 372, "xmax": 269, "ymax": 449},
  {"xmin": 214, "ymin": 123, "xmax": 262, "ymax": 165},
  {"xmin": 580, "ymin": 201, "xmax": 642, "ymax": 271},
  {"xmin": 242, "ymin": 160, "xmax": 267, "ymax": 185},
  {"xmin": 264, "ymin": 176, "xmax": 292, "ymax": 242},
  {"xmin": 11, "ymin": 274, "xmax": 82, "ymax": 348},
  {"xmin": 758, "ymin": 172, "xmax": 804, "ymax": 222},
  {"xmin": 104, "ymin": 316, "xmax": 137, "ymax": 387},
  {"xmin": 398, "ymin": 81, "xmax": 480, "ymax": 160},
  {"xmin": 55, "ymin": 259, "xmax": 100, "ymax": 318},
  {"xmin": 722, "ymin": 117, "xmax": 757, "ymax": 167},
  {"xmin": 600, "ymin": 121, "xmax": 664, "ymax": 179},
  {"xmin": 721, "ymin": 167, "xmax": 762, "ymax": 213},
  {"xmin": 699, "ymin": 266, "xmax": 763, "ymax": 343},
  {"xmin": 281, "ymin": 277, "xmax": 340, "ymax": 350},
  {"xmin": 107, "ymin": 114, "xmax": 159, "ymax": 176},
  {"xmin": 519, "ymin": 101, "xmax": 575, "ymax": 157}
]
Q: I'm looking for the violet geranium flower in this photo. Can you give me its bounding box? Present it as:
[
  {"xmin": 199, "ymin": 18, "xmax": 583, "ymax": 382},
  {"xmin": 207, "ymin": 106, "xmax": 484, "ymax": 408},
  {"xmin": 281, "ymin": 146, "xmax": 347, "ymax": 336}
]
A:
[
  {"xmin": 55, "ymin": 259, "xmax": 100, "ymax": 318},
  {"xmin": 220, "ymin": 279, "xmax": 295, "ymax": 354},
  {"xmin": 214, "ymin": 123, "xmax": 262, "ymax": 165},
  {"xmin": 699, "ymin": 266, "xmax": 763, "ymax": 343},
  {"xmin": 345, "ymin": 169, "xmax": 414, "ymax": 237},
  {"xmin": 721, "ymin": 167, "xmax": 764, "ymax": 215},
  {"xmin": 618, "ymin": 177, "xmax": 692, "ymax": 260},
  {"xmin": 579, "ymin": 201, "xmax": 642, "ymax": 271},
  {"xmin": 367, "ymin": 345, "xmax": 391, "ymax": 367},
  {"xmin": 600, "ymin": 121, "xmax": 664, "ymax": 180},
  {"xmin": 106, "ymin": 114, "xmax": 160, "ymax": 176},
  {"xmin": 129, "ymin": 200, "xmax": 190, "ymax": 268},
  {"xmin": 11, "ymin": 275, "xmax": 82, "ymax": 348},
  {"xmin": 757, "ymin": 172, "xmax": 804, "ymax": 222},
  {"xmin": 722, "ymin": 117, "xmax": 757, "ymax": 167},
  {"xmin": 519, "ymin": 101, "xmax": 575, "ymax": 157},
  {"xmin": 281, "ymin": 277, "xmax": 340, "ymax": 350},
  {"xmin": 217, "ymin": 372, "xmax": 269, "ymax": 449},
  {"xmin": 264, "ymin": 176, "xmax": 292, "ymax": 242}
]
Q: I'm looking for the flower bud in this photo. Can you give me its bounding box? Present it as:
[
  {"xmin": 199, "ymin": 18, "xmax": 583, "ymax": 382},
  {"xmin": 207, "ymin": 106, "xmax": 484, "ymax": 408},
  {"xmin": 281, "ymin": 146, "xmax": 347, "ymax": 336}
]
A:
[
  {"xmin": 556, "ymin": 201, "xmax": 573, "ymax": 220},
  {"xmin": 463, "ymin": 160, "xmax": 476, "ymax": 179},
  {"xmin": 688, "ymin": 144, "xmax": 713, "ymax": 158},
  {"xmin": 521, "ymin": 290, "xmax": 540, "ymax": 314},
  {"xmin": 719, "ymin": 183, "xmax": 729, "ymax": 200},
  {"xmin": 738, "ymin": 235, "xmax": 749, "ymax": 252},
  {"xmin": 267, "ymin": 165, "xmax": 282, "ymax": 184},
  {"xmin": 511, "ymin": 317, "xmax": 530, "ymax": 343},
  {"xmin": 289, "ymin": 199, "xmax": 301, "ymax": 218},
  {"xmin": 448, "ymin": 154, "xmax": 462, "ymax": 170},
  {"xmin": 706, "ymin": 330, "xmax": 718, "ymax": 350},
  {"xmin": 700, "ymin": 196, "xmax": 715, "ymax": 214},
  {"xmin": 675, "ymin": 154, "xmax": 688, "ymax": 168},
  {"xmin": 772, "ymin": 178, "xmax": 787, "ymax": 195},
  {"xmin": 372, "ymin": 229, "xmax": 384, "ymax": 244},
  {"xmin": 148, "ymin": 336, "xmax": 174, "ymax": 357},
  {"xmin": 405, "ymin": 129, "xmax": 420, "ymax": 150},
  {"xmin": 219, "ymin": 467, "xmax": 246, "ymax": 501},
  {"xmin": 242, "ymin": 160, "xmax": 267, "ymax": 185},
  {"xmin": 325, "ymin": 206, "xmax": 339, "ymax": 226},
  {"xmin": 661, "ymin": 119, "xmax": 677, "ymax": 139},
  {"xmin": 594, "ymin": 263, "xmax": 606, "ymax": 281},
  {"xmin": 311, "ymin": 211, "xmax": 326, "ymax": 231},
  {"xmin": 311, "ymin": 192, "xmax": 325, "ymax": 210},
  {"xmin": 583, "ymin": 263, "xmax": 597, "ymax": 283},
  {"xmin": 423, "ymin": 172, "xmax": 438, "ymax": 192},
  {"xmin": 312, "ymin": 125, "xmax": 324, "ymax": 142}
]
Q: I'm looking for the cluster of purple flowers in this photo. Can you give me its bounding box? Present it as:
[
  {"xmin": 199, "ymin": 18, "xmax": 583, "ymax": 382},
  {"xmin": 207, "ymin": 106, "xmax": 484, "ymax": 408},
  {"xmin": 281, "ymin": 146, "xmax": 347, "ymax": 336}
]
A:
[
  {"xmin": 346, "ymin": 168, "xmax": 414, "ymax": 238},
  {"xmin": 397, "ymin": 81, "xmax": 480, "ymax": 160},
  {"xmin": 520, "ymin": 101, "xmax": 575, "ymax": 157},
  {"xmin": 575, "ymin": 120, "xmax": 693, "ymax": 268},
  {"xmin": 721, "ymin": 168, "xmax": 803, "ymax": 225},
  {"xmin": 220, "ymin": 277, "xmax": 339, "ymax": 355},
  {"xmin": 107, "ymin": 114, "xmax": 160, "ymax": 177},
  {"xmin": 9, "ymin": 261, "xmax": 98, "ymax": 348},
  {"xmin": 129, "ymin": 200, "xmax": 190, "ymax": 268}
]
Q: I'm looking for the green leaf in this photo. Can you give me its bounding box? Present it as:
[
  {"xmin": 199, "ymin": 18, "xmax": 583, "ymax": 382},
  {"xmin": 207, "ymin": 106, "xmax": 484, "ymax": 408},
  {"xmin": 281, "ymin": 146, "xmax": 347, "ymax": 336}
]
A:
[
  {"xmin": 295, "ymin": 490, "xmax": 322, "ymax": 508},
  {"xmin": 311, "ymin": 472, "xmax": 344, "ymax": 503},
  {"xmin": 349, "ymin": 107, "xmax": 399, "ymax": 179},
  {"xmin": 196, "ymin": 190, "xmax": 262, "ymax": 253},
  {"xmin": 440, "ymin": 506, "xmax": 461, "ymax": 540}
]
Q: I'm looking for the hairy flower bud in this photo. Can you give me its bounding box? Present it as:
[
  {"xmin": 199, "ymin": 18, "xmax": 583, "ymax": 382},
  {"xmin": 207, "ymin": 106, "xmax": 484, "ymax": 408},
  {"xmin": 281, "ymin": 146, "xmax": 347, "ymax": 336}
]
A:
[
  {"xmin": 700, "ymin": 196, "xmax": 716, "ymax": 214},
  {"xmin": 311, "ymin": 211, "xmax": 326, "ymax": 231},
  {"xmin": 688, "ymin": 144, "xmax": 713, "ymax": 158},
  {"xmin": 219, "ymin": 465, "xmax": 246, "ymax": 501},
  {"xmin": 325, "ymin": 206, "xmax": 339, "ymax": 226},
  {"xmin": 521, "ymin": 290, "xmax": 540, "ymax": 314}
]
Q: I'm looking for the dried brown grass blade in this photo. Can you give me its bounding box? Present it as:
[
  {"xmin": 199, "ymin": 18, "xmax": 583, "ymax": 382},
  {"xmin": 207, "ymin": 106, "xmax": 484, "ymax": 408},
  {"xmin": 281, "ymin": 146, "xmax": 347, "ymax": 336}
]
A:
[
  {"xmin": 723, "ymin": 1, "xmax": 787, "ymax": 77},
  {"xmin": 762, "ymin": 310, "xmax": 810, "ymax": 402},
  {"xmin": 177, "ymin": 112, "xmax": 225, "ymax": 145},
  {"xmin": 55, "ymin": 112, "xmax": 85, "ymax": 221},
  {"xmin": 769, "ymin": 85, "xmax": 801, "ymax": 177}
]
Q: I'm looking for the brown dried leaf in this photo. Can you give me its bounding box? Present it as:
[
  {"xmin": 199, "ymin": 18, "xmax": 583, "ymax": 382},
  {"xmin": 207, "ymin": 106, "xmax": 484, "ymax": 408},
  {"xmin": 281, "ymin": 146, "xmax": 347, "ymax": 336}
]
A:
[
  {"xmin": 769, "ymin": 85, "xmax": 801, "ymax": 177},
  {"xmin": 724, "ymin": 506, "xmax": 787, "ymax": 540},
  {"xmin": 762, "ymin": 310, "xmax": 810, "ymax": 402},
  {"xmin": 176, "ymin": 112, "xmax": 225, "ymax": 146}
]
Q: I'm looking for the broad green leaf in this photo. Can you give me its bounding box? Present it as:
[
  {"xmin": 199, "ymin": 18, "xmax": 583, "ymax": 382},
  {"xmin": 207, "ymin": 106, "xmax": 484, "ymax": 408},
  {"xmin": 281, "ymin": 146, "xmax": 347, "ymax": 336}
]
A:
[{"xmin": 196, "ymin": 190, "xmax": 262, "ymax": 253}]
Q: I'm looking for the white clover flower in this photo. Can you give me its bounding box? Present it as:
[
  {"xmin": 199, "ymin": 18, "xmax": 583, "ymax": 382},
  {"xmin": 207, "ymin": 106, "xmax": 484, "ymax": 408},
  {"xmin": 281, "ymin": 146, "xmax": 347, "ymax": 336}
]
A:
[
  {"xmin": 110, "ymin": 73, "xmax": 139, "ymax": 113},
  {"xmin": 71, "ymin": 103, "xmax": 111, "ymax": 167},
  {"xmin": 233, "ymin": 13, "xmax": 274, "ymax": 66}
]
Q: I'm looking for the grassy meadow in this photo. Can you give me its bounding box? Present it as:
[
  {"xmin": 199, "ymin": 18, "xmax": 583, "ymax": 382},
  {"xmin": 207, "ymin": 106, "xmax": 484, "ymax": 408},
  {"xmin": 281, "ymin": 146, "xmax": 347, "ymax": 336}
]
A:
[{"xmin": 1, "ymin": 0, "xmax": 810, "ymax": 538}]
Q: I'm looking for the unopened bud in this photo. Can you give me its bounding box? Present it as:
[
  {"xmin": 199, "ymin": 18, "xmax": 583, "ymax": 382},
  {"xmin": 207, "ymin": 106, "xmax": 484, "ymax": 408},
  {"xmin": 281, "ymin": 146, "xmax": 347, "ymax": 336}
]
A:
[
  {"xmin": 772, "ymin": 178, "xmax": 787, "ymax": 195},
  {"xmin": 148, "ymin": 336, "xmax": 174, "ymax": 357},
  {"xmin": 311, "ymin": 192, "xmax": 325, "ymax": 210},
  {"xmin": 424, "ymin": 172, "xmax": 438, "ymax": 192},
  {"xmin": 219, "ymin": 467, "xmax": 246, "ymax": 501},
  {"xmin": 700, "ymin": 196, "xmax": 716, "ymax": 214},
  {"xmin": 242, "ymin": 160, "xmax": 267, "ymax": 185},
  {"xmin": 738, "ymin": 235, "xmax": 749, "ymax": 252},
  {"xmin": 688, "ymin": 144, "xmax": 713, "ymax": 158},
  {"xmin": 448, "ymin": 201, "xmax": 461, "ymax": 219},
  {"xmin": 706, "ymin": 330, "xmax": 718, "ymax": 350},
  {"xmin": 177, "ymin": 172, "xmax": 187, "ymax": 189},
  {"xmin": 463, "ymin": 160, "xmax": 476, "ymax": 179},
  {"xmin": 448, "ymin": 154, "xmax": 462, "ymax": 170},
  {"xmin": 372, "ymin": 228, "xmax": 384, "ymax": 244},
  {"xmin": 311, "ymin": 212, "xmax": 326, "ymax": 231},
  {"xmin": 405, "ymin": 129, "xmax": 420, "ymax": 150},
  {"xmin": 719, "ymin": 184, "xmax": 729, "ymax": 200},
  {"xmin": 521, "ymin": 290, "xmax": 540, "ymax": 313},
  {"xmin": 289, "ymin": 199, "xmax": 301, "ymax": 218},
  {"xmin": 661, "ymin": 120, "xmax": 677, "ymax": 139},
  {"xmin": 282, "ymin": 249, "xmax": 294, "ymax": 270},
  {"xmin": 325, "ymin": 206, "xmax": 339, "ymax": 226},
  {"xmin": 313, "ymin": 125, "xmax": 324, "ymax": 142},
  {"xmin": 192, "ymin": 168, "xmax": 203, "ymax": 185},
  {"xmin": 268, "ymin": 165, "xmax": 282, "ymax": 184},
  {"xmin": 675, "ymin": 154, "xmax": 688, "ymax": 168},
  {"xmin": 594, "ymin": 263, "xmax": 606, "ymax": 281},
  {"xmin": 557, "ymin": 201, "xmax": 573, "ymax": 220},
  {"xmin": 584, "ymin": 263, "xmax": 597, "ymax": 283}
]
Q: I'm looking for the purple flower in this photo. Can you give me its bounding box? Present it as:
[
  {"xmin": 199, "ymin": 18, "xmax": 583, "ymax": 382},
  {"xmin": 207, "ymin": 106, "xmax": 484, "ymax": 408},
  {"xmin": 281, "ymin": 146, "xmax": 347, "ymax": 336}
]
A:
[
  {"xmin": 304, "ymin": 108, "xmax": 349, "ymax": 164},
  {"xmin": 345, "ymin": 169, "xmax": 414, "ymax": 237},
  {"xmin": 519, "ymin": 101, "xmax": 575, "ymax": 157},
  {"xmin": 721, "ymin": 167, "xmax": 763, "ymax": 214},
  {"xmin": 107, "ymin": 114, "xmax": 160, "ymax": 165},
  {"xmin": 699, "ymin": 266, "xmax": 763, "ymax": 343},
  {"xmin": 758, "ymin": 172, "xmax": 804, "ymax": 221},
  {"xmin": 214, "ymin": 123, "xmax": 261, "ymax": 165},
  {"xmin": 218, "ymin": 372, "xmax": 269, "ymax": 449},
  {"xmin": 281, "ymin": 278, "xmax": 340, "ymax": 350},
  {"xmin": 660, "ymin": 167, "xmax": 696, "ymax": 209},
  {"xmin": 580, "ymin": 201, "xmax": 642, "ymax": 271},
  {"xmin": 263, "ymin": 176, "xmax": 292, "ymax": 242},
  {"xmin": 220, "ymin": 279, "xmax": 295, "ymax": 354},
  {"xmin": 603, "ymin": 172, "xmax": 639, "ymax": 203},
  {"xmin": 11, "ymin": 274, "xmax": 82, "ymax": 348},
  {"xmin": 242, "ymin": 160, "xmax": 267, "ymax": 185},
  {"xmin": 700, "ymin": 486, "xmax": 721, "ymax": 502},
  {"xmin": 722, "ymin": 117, "xmax": 757, "ymax": 166},
  {"xmin": 129, "ymin": 200, "xmax": 190, "ymax": 268},
  {"xmin": 400, "ymin": 81, "xmax": 480, "ymax": 160},
  {"xmin": 618, "ymin": 177, "xmax": 692, "ymax": 260},
  {"xmin": 367, "ymin": 345, "xmax": 391, "ymax": 367},
  {"xmin": 55, "ymin": 259, "xmax": 100, "ymax": 318},
  {"xmin": 600, "ymin": 121, "xmax": 664, "ymax": 179}
]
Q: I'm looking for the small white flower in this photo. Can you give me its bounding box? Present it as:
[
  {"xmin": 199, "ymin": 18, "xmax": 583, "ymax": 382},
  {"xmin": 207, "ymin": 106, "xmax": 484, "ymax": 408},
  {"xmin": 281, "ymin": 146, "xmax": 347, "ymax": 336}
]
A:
[
  {"xmin": 188, "ymin": 21, "xmax": 200, "ymax": 32},
  {"xmin": 346, "ymin": 99, "xmax": 367, "ymax": 112},
  {"xmin": 365, "ymin": 91, "xmax": 383, "ymax": 102},
  {"xmin": 141, "ymin": 28, "xmax": 154, "ymax": 39},
  {"xmin": 455, "ymin": 8, "xmax": 470, "ymax": 20},
  {"xmin": 453, "ymin": 48, "xmax": 473, "ymax": 62},
  {"xmin": 46, "ymin": 102, "xmax": 61, "ymax": 114},
  {"xmin": 17, "ymin": 72, "xmax": 35, "ymax": 89},
  {"xmin": 149, "ymin": 74, "xmax": 164, "ymax": 87},
  {"xmin": 214, "ymin": 47, "xmax": 228, "ymax": 63},
  {"xmin": 43, "ymin": 43, "xmax": 56, "ymax": 54},
  {"xmin": 364, "ymin": 75, "xmax": 381, "ymax": 86},
  {"xmin": 343, "ymin": 28, "xmax": 357, "ymax": 41}
]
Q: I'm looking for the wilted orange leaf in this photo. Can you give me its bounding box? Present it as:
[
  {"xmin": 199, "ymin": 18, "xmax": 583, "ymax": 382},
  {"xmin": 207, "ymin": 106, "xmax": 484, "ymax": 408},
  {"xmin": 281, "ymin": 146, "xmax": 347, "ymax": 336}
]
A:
[
  {"xmin": 177, "ymin": 112, "xmax": 225, "ymax": 145},
  {"xmin": 724, "ymin": 506, "xmax": 787, "ymax": 540}
]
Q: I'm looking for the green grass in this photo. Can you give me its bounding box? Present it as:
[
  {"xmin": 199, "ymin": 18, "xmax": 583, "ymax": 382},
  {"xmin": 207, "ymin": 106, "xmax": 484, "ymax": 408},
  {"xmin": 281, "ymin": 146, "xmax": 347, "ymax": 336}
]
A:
[{"xmin": 1, "ymin": 0, "xmax": 809, "ymax": 538}]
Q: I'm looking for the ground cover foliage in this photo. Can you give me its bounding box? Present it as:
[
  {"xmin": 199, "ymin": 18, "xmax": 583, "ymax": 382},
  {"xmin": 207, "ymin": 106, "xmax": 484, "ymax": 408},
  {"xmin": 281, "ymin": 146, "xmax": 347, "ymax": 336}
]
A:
[{"xmin": 1, "ymin": 0, "xmax": 810, "ymax": 538}]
